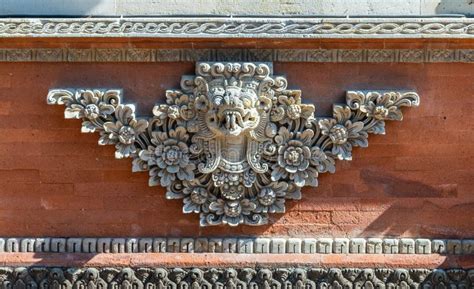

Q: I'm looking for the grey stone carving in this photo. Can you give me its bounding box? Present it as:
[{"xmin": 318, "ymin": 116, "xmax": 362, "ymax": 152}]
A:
[
  {"xmin": 1, "ymin": 17, "xmax": 473, "ymax": 38},
  {"xmin": 2, "ymin": 237, "xmax": 471, "ymax": 255},
  {"xmin": 0, "ymin": 267, "xmax": 473, "ymax": 288},
  {"xmin": 47, "ymin": 62, "xmax": 419, "ymax": 226},
  {"xmin": 1, "ymin": 48, "xmax": 474, "ymax": 63}
]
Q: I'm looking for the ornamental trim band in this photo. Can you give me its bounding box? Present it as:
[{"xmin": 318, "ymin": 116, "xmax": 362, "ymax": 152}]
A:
[
  {"xmin": 46, "ymin": 62, "xmax": 420, "ymax": 226},
  {"xmin": 1, "ymin": 267, "xmax": 473, "ymax": 289},
  {"xmin": 1, "ymin": 17, "xmax": 474, "ymax": 38}
]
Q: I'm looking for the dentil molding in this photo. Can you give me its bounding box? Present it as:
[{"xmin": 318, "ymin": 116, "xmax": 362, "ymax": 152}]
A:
[
  {"xmin": 1, "ymin": 237, "xmax": 472, "ymax": 254},
  {"xmin": 47, "ymin": 62, "xmax": 420, "ymax": 226}
]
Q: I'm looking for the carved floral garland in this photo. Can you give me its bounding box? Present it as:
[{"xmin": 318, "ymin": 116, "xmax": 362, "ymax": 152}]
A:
[{"xmin": 47, "ymin": 62, "xmax": 419, "ymax": 226}]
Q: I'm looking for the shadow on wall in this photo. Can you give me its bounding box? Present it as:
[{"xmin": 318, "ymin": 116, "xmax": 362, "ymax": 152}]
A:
[
  {"xmin": 359, "ymin": 169, "xmax": 467, "ymax": 238},
  {"xmin": 436, "ymin": 0, "xmax": 474, "ymax": 15},
  {"xmin": 0, "ymin": 0, "xmax": 110, "ymax": 16}
]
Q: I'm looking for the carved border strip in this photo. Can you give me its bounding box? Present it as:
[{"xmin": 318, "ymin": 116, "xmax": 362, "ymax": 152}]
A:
[
  {"xmin": 1, "ymin": 237, "xmax": 472, "ymax": 254},
  {"xmin": 0, "ymin": 17, "xmax": 473, "ymax": 38},
  {"xmin": 0, "ymin": 267, "xmax": 472, "ymax": 288},
  {"xmin": 0, "ymin": 48, "xmax": 473, "ymax": 63}
]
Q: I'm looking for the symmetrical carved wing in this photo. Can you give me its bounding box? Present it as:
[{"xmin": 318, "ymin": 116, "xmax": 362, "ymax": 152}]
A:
[{"xmin": 47, "ymin": 62, "xmax": 420, "ymax": 226}]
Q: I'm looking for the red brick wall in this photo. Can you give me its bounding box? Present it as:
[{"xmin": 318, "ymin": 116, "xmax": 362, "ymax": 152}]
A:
[{"xmin": 0, "ymin": 42, "xmax": 472, "ymax": 238}]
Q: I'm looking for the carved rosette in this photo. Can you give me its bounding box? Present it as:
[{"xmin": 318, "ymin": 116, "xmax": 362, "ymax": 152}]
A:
[{"xmin": 47, "ymin": 62, "xmax": 419, "ymax": 226}]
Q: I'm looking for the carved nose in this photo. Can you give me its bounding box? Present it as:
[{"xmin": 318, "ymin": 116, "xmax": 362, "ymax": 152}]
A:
[
  {"xmin": 224, "ymin": 94, "xmax": 241, "ymax": 107},
  {"xmin": 224, "ymin": 94, "xmax": 233, "ymax": 106}
]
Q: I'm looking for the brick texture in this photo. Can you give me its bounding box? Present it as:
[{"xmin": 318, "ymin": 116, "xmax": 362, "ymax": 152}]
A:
[{"xmin": 0, "ymin": 41, "xmax": 472, "ymax": 238}]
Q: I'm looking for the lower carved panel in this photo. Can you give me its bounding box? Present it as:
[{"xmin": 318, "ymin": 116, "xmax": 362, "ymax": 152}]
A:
[{"xmin": 0, "ymin": 267, "xmax": 472, "ymax": 288}]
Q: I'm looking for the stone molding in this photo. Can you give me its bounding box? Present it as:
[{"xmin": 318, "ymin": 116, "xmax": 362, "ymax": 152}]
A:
[
  {"xmin": 47, "ymin": 62, "xmax": 419, "ymax": 226},
  {"xmin": 1, "ymin": 237, "xmax": 472, "ymax": 254},
  {"xmin": 0, "ymin": 17, "xmax": 473, "ymax": 39},
  {"xmin": 0, "ymin": 267, "xmax": 473, "ymax": 288},
  {"xmin": 1, "ymin": 48, "xmax": 474, "ymax": 63}
]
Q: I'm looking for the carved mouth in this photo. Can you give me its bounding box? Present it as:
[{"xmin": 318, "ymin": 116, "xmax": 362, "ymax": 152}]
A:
[
  {"xmin": 209, "ymin": 108, "xmax": 259, "ymax": 136},
  {"xmin": 221, "ymin": 110, "xmax": 245, "ymax": 135}
]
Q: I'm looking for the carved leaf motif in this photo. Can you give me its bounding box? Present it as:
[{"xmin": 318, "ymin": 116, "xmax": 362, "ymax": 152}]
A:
[{"xmin": 46, "ymin": 62, "xmax": 419, "ymax": 226}]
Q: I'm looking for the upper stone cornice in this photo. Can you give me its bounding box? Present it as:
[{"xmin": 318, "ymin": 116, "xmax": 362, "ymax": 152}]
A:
[{"xmin": 0, "ymin": 17, "xmax": 473, "ymax": 39}]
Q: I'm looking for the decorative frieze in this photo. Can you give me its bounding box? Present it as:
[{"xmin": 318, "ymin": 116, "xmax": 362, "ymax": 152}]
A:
[
  {"xmin": 0, "ymin": 267, "xmax": 473, "ymax": 288},
  {"xmin": 47, "ymin": 62, "xmax": 419, "ymax": 226},
  {"xmin": 0, "ymin": 48, "xmax": 473, "ymax": 63},
  {"xmin": 1, "ymin": 237, "xmax": 473, "ymax": 254},
  {"xmin": 0, "ymin": 17, "xmax": 473, "ymax": 38}
]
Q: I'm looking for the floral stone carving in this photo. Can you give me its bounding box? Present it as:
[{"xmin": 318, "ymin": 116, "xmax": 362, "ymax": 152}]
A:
[{"xmin": 47, "ymin": 62, "xmax": 420, "ymax": 226}]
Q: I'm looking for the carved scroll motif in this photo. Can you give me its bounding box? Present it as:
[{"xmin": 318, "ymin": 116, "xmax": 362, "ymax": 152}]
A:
[
  {"xmin": 1, "ymin": 267, "xmax": 473, "ymax": 289},
  {"xmin": 47, "ymin": 62, "xmax": 420, "ymax": 226}
]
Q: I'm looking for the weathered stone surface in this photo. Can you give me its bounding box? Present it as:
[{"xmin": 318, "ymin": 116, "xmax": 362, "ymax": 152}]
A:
[
  {"xmin": 367, "ymin": 238, "xmax": 383, "ymax": 254},
  {"xmin": 400, "ymin": 238, "xmax": 415, "ymax": 254},
  {"xmin": 82, "ymin": 238, "xmax": 97, "ymax": 253},
  {"xmin": 270, "ymin": 238, "xmax": 286, "ymax": 254},
  {"xmin": 153, "ymin": 238, "xmax": 167, "ymax": 253},
  {"xmin": 97, "ymin": 238, "xmax": 111, "ymax": 253},
  {"xmin": 195, "ymin": 238, "xmax": 209, "ymax": 253},
  {"xmin": 138, "ymin": 238, "xmax": 153, "ymax": 253},
  {"xmin": 50, "ymin": 238, "xmax": 66, "ymax": 253},
  {"xmin": 383, "ymin": 239, "xmax": 399, "ymax": 254},
  {"xmin": 111, "ymin": 238, "xmax": 126, "ymax": 253},
  {"xmin": 447, "ymin": 239, "xmax": 463, "ymax": 255},
  {"xmin": 317, "ymin": 238, "xmax": 333, "ymax": 254},
  {"xmin": 238, "ymin": 238, "xmax": 254, "ymax": 253},
  {"xmin": 334, "ymin": 238, "xmax": 349, "ymax": 254},
  {"xmin": 209, "ymin": 238, "xmax": 223, "ymax": 253},
  {"xmin": 255, "ymin": 238, "xmax": 270, "ymax": 253},
  {"xmin": 432, "ymin": 240, "xmax": 447, "ymax": 254},
  {"xmin": 34, "ymin": 238, "xmax": 50, "ymax": 253},
  {"xmin": 349, "ymin": 238, "xmax": 366, "ymax": 253},
  {"xmin": 287, "ymin": 238, "xmax": 302, "ymax": 253},
  {"xmin": 66, "ymin": 238, "xmax": 82, "ymax": 253},
  {"xmin": 223, "ymin": 238, "xmax": 237, "ymax": 253},
  {"xmin": 415, "ymin": 239, "xmax": 432, "ymax": 254},
  {"xmin": 302, "ymin": 238, "xmax": 317, "ymax": 254},
  {"xmin": 20, "ymin": 239, "xmax": 35, "ymax": 252}
]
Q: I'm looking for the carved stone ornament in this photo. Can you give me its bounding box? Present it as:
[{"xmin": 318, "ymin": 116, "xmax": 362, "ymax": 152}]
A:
[
  {"xmin": 1, "ymin": 267, "xmax": 474, "ymax": 289},
  {"xmin": 47, "ymin": 62, "xmax": 420, "ymax": 226}
]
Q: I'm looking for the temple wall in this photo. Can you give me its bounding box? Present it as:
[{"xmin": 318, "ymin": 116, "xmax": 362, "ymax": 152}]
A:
[
  {"xmin": 0, "ymin": 39, "xmax": 472, "ymax": 239},
  {"xmin": 0, "ymin": 3, "xmax": 472, "ymax": 287}
]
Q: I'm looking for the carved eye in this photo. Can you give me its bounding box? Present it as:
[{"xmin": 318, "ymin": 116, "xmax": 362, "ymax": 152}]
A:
[
  {"xmin": 258, "ymin": 97, "xmax": 271, "ymax": 111},
  {"xmin": 214, "ymin": 96, "xmax": 223, "ymax": 105},
  {"xmin": 243, "ymin": 97, "xmax": 252, "ymax": 108}
]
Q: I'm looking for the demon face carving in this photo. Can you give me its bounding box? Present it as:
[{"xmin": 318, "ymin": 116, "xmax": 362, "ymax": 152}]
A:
[{"xmin": 47, "ymin": 62, "xmax": 419, "ymax": 226}]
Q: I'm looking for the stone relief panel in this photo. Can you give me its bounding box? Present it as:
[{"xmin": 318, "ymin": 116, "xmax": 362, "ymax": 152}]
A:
[
  {"xmin": 1, "ymin": 267, "xmax": 473, "ymax": 289},
  {"xmin": 47, "ymin": 62, "xmax": 420, "ymax": 226}
]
